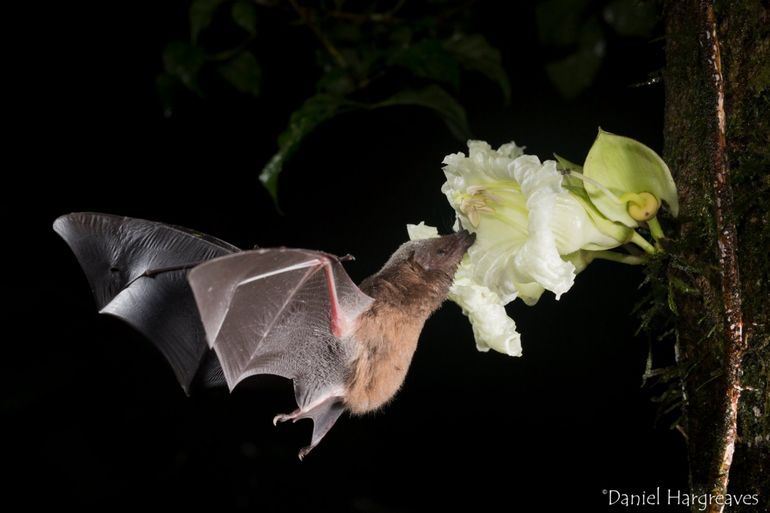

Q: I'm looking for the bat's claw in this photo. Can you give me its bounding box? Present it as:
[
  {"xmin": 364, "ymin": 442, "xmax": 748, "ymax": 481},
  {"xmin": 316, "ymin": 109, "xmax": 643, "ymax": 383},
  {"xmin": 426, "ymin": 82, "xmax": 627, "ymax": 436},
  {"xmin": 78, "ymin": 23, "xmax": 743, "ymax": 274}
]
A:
[
  {"xmin": 273, "ymin": 397, "xmax": 345, "ymax": 461},
  {"xmin": 298, "ymin": 445, "xmax": 313, "ymax": 461},
  {"xmin": 273, "ymin": 409, "xmax": 302, "ymax": 425}
]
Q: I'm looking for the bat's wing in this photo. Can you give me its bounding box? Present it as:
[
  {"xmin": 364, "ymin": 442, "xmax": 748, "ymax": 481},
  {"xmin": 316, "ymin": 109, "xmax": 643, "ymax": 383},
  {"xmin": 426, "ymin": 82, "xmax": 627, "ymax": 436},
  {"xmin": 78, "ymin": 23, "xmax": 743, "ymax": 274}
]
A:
[
  {"xmin": 53, "ymin": 212, "xmax": 240, "ymax": 393},
  {"xmin": 187, "ymin": 249, "xmax": 374, "ymax": 458}
]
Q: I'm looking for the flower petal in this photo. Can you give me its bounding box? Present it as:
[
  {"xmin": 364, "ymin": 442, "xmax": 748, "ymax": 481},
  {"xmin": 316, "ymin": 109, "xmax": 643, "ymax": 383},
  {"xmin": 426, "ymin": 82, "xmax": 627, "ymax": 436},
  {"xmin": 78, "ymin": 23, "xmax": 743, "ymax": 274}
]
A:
[
  {"xmin": 552, "ymin": 192, "xmax": 628, "ymax": 252},
  {"xmin": 508, "ymin": 157, "xmax": 577, "ymax": 300},
  {"xmin": 406, "ymin": 222, "xmax": 440, "ymax": 240},
  {"xmin": 448, "ymin": 260, "xmax": 522, "ymax": 356}
]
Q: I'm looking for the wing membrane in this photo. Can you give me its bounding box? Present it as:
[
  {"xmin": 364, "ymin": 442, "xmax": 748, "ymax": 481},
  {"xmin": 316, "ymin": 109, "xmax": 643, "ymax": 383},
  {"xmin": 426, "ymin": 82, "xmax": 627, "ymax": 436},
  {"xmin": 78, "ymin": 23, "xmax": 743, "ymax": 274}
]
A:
[
  {"xmin": 187, "ymin": 249, "xmax": 374, "ymax": 410},
  {"xmin": 54, "ymin": 212, "xmax": 239, "ymax": 392}
]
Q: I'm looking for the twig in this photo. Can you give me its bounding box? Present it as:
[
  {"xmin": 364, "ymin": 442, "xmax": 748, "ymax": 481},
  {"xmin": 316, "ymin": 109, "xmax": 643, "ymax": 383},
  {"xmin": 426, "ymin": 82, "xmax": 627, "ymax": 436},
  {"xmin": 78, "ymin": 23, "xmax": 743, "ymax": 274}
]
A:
[
  {"xmin": 327, "ymin": 0, "xmax": 406, "ymax": 25},
  {"xmin": 698, "ymin": 2, "xmax": 747, "ymax": 512},
  {"xmin": 327, "ymin": 10, "xmax": 397, "ymax": 23},
  {"xmin": 287, "ymin": 0, "xmax": 347, "ymax": 68}
]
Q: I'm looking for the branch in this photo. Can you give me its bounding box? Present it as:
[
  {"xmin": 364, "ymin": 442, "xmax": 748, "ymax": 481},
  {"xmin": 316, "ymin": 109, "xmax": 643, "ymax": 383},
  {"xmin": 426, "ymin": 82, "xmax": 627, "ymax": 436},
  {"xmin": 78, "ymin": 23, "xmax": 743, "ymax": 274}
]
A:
[
  {"xmin": 287, "ymin": 0, "xmax": 347, "ymax": 68},
  {"xmin": 698, "ymin": 2, "xmax": 747, "ymax": 512}
]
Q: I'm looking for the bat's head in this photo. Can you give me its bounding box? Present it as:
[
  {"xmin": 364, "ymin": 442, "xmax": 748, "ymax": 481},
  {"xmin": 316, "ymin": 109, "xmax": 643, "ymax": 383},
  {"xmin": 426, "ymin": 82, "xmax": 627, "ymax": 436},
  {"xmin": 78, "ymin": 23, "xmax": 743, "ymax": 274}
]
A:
[
  {"xmin": 375, "ymin": 230, "xmax": 474, "ymax": 297},
  {"xmin": 409, "ymin": 230, "xmax": 475, "ymax": 276},
  {"xmin": 363, "ymin": 230, "xmax": 474, "ymax": 313}
]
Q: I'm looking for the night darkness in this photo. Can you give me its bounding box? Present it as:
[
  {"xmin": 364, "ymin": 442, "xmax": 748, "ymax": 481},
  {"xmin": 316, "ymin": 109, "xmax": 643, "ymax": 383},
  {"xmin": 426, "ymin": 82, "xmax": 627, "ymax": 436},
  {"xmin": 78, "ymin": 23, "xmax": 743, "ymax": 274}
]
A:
[{"xmin": 8, "ymin": 1, "xmax": 690, "ymax": 511}]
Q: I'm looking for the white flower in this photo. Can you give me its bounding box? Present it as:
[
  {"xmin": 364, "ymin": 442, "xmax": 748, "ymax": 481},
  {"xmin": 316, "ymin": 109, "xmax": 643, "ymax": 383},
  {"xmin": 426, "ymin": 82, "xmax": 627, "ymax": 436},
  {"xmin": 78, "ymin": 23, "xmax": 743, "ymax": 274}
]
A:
[
  {"xmin": 414, "ymin": 133, "xmax": 676, "ymax": 357},
  {"xmin": 421, "ymin": 140, "xmax": 632, "ymax": 356},
  {"xmin": 443, "ymin": 141, "xmax": 625, "ymax": 301}
]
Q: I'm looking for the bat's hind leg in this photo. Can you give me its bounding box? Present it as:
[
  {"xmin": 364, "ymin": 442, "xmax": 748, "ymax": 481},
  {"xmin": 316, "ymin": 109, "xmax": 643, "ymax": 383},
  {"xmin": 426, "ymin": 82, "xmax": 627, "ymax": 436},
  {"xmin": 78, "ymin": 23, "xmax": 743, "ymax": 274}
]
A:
[{"xmin": 273, "ymin": 396, "xmax": 345, "ymax": 460}]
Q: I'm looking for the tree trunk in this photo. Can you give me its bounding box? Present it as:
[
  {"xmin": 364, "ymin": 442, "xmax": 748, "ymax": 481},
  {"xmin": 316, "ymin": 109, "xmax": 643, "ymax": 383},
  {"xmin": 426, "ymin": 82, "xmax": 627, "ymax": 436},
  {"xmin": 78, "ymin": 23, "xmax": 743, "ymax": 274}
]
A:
[{"xmin": 663, "ymin": 1, "xmax": 769, "ymax": 511}]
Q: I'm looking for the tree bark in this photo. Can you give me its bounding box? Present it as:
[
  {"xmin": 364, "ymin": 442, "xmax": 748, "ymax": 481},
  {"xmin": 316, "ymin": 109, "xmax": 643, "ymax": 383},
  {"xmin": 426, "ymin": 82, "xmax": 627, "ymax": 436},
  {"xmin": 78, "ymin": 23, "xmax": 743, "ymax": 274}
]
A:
[{"xmin": 664, "ymin": 1, "xmax": 769, "ymax": 511}]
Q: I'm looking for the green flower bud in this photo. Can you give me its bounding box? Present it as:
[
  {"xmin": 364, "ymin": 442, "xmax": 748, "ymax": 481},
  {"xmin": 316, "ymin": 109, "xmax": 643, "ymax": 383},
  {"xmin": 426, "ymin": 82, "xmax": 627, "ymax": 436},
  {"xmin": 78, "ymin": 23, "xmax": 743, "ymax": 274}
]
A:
[{"xmin": 583, "ymin": 129, "xmax": 678, "ymax": 227}]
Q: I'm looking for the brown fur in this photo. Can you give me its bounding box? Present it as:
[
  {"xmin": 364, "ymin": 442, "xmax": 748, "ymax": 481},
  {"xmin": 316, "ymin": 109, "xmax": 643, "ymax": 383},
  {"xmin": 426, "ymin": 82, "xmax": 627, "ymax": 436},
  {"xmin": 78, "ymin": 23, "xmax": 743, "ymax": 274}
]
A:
[{"xmin": 344, "ymin": 259, "xmax": 455, "ymax": 414}]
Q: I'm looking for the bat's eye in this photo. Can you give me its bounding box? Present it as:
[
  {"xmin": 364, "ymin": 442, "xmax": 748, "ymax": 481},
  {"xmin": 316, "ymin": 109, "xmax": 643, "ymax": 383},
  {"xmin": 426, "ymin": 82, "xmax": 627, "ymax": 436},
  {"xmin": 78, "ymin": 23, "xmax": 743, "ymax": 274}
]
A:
[{"xmin": 436, "ymin": 248, "xmax": 448, "ymax": 256}]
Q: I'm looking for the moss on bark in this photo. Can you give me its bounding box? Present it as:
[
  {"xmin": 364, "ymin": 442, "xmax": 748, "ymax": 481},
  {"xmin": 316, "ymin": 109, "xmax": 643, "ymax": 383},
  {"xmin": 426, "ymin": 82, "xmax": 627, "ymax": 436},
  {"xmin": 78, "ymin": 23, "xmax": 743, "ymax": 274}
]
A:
[{"xmin": 663, "ymin": 0, "xmax": 769, "ymax": 511}]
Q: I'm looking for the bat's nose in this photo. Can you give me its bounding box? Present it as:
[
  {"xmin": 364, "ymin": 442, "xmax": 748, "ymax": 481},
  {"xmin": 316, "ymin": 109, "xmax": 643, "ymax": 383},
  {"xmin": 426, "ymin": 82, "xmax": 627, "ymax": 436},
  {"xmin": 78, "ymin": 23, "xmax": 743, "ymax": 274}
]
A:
[
  {"xmin": 451, "ymin": 229, "xmax": 475, "ymax": 251},
  {"xmin": 456, "ymin": 229, "xmax": 476, "ymax": 246}
]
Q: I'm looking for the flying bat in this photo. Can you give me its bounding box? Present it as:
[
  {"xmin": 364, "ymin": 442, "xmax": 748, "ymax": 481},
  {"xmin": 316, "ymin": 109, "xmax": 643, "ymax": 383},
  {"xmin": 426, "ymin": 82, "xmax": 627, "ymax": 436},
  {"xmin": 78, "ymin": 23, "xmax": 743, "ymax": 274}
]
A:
[{"xmin": 54, "ymin": 212, "xmax": 473, "ymax": 458}]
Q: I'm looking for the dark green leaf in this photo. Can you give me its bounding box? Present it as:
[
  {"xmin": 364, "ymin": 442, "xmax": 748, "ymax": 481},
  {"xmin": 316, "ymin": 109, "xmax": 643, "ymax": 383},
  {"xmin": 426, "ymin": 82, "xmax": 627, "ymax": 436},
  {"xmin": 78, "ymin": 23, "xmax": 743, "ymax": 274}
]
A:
[
  {"xmin": 546, "ymin": 50, "xmax": 602, "ymax": 98},
  {"xmin": 374, "ymin": 85, "xmax": 471, "ymax": 141},
  {"xmin": 443, "ymin": 34, "xmax": 511, "ymax": 103},
  {"xmin": 545, "ymin": 17, "xmax": 605, "ymax": 98},
  {"xmin": 317, "ymin": 68, "xmax": 355, "ymax": 95},
  {"xmin": 163, "ymin": 41, "xmax": 205, "ymax": 94},
  {"xmin": 218, "ymin": 51, "xmax": 261, "ymax": 96},
  {"xmin": 231, "ymin": 1, "xmax": 257, "ymax": 35},
  {"xmin": 190, "ymin": 0, "xmax": 226, "ymax": 43},
  {"xmin": 603, "ymin": 0, "xmax": 659, "ymax": 37},
  {"xmin": 260, "ymin": 95, "xmax": 355, "ymax": 206},
  {"xmin": 390, "ymin": 39, "xmax": 460, "ymax": 88},
  {"xmin": 535, "ymin": 0, "xmax": 591, "ymax": 47}
]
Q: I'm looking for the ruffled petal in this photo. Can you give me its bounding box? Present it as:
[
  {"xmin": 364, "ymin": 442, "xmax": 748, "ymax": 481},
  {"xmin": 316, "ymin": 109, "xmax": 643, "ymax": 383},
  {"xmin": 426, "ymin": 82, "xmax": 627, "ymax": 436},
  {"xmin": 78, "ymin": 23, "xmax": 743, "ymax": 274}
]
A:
[
  {"xmin": 508, "ymin": 157, "xmax": 576, "ymax": 300},
  {"xmin": 448, "ymin": 260, "xmax": 522, "ymax": 356}
]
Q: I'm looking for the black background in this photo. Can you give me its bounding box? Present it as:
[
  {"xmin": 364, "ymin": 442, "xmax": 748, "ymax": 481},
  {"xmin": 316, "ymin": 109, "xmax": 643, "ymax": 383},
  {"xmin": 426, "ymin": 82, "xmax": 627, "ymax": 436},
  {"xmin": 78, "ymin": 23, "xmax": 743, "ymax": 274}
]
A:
[{"xmin": 7, "ymin": 1, "xmax": 689, "ymax": 511}]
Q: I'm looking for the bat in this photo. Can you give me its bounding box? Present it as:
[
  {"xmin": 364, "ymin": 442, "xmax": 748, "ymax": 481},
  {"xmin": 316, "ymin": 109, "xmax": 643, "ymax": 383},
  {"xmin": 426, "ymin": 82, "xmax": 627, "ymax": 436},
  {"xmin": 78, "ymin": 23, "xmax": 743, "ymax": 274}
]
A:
[{"xmin": 54, "ymin": 212, "xmax": 473, "ymax": 458}]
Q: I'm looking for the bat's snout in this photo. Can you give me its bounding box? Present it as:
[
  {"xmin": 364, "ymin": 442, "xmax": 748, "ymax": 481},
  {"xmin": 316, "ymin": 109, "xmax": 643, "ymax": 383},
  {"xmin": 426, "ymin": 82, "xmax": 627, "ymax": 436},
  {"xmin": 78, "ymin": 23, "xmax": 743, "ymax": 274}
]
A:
[
  {"xmin": 458, "ymin": 229, "xmax": 475, "ymax": 244},
  {"xmin": 439, "ymin": 230, "xmax": 475, "ymax": 264},
  {"xmin": 409, "ymin": 230, "xmax": 476, "ymax": 273},
  {"xmin": 452, "ymin": 229, "xmax": 476, "ymax": 251}
]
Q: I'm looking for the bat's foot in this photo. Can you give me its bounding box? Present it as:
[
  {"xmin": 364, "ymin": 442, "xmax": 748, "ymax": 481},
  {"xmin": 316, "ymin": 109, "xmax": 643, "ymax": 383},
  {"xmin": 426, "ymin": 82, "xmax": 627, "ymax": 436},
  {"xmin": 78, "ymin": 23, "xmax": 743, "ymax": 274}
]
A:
[
  {"xmin": 272, "ymin": 397, "xmax": 346, "ymax": 461},
  {"xmin": 273, "ymin": 408, "xmax": 302, "ymax": 425}
]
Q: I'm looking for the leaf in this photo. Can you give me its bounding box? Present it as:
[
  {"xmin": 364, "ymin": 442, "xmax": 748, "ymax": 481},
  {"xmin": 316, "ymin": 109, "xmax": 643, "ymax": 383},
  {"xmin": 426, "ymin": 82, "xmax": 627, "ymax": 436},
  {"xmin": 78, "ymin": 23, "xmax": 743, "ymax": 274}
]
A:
[
  {"xmin": 317, "ymin": 68, "xmax": 355, "ymax": 95},
  {"xmin": 218, "ymin": 51, "xmax": 261, "ymax": 96},
  {"xmin": 546, "ymin": 52, "xmax": 602, "ymax": 98},
  {"xmin": 231, "ymin": 1, "xmax": 257, "ymax": 35},
  {"xmin": 545, "ymin": 18, "xmax": 605, "ymax": 98},
  {"xmin": 374, "ymin": 85, "xmax": 471, "ymax": 141},
  {"xmin": 444, "ymin": 34, "xmax": 511, "ymax": 103},
  {"xmin": 535, "ymin": 0, "xmax": 591, "ymax": 47},
  {"xmin": 603, "ymin": 0, "xmax": 659, "ymax": 37},
  {"xmin": 389, "ymin": 39, "xmax": 460, "ymax": 89},
  {"xmin": 259, "ymin": 95, "xmax": 354, "ymax": 206},
  {"xmin": 163, "ymin": 41, "xmax": 205, "ymax": 94},
  {"xmin": 190, "ymin": 0, "xmax": 226, "ymax": 43}
]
